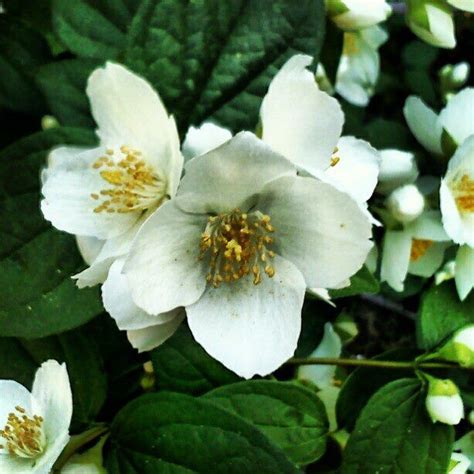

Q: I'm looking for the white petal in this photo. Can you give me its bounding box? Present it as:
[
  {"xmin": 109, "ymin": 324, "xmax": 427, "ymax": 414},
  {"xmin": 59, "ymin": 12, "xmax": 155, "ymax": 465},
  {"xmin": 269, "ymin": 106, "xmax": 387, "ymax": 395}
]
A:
[
  {"xmin": 377, "ymin": 149, "xmax": 419, "ymax": 194},
  {"xmin": 187, "ymin": 255, "xmax": 305, "ymax": 379},
  {"xmin": 426, "ymin": 5, "xmax": 456, "ymax": 49},
  {"xmin": 307, "ymin": 288, "xmax": 336, "ymax": 307},
  {"xmin": 124, "ymin": 200, "xmax": 207, "ymax": 315},
  {"xmin": 324, "ymin": 136, "xmax": 380, "ymax": 203},
  {"xmin": 258, "ymin": 175, "xmax": 373, "ymax": 288},
  {"xmin": 41, "ymin": 146, "xmax": 139, "ymax": 239},
  {"xmin": 455, "ymin": 245, "xmax": 474, "ymax": 301},
  {"xmin": 102, "ymin": 259, "xmax": 178, "ymax": 330},
  {"xmin": 381, "ymin": 230, "xmax": 412, "ymax": 291},
  {"xmin": 409, "ymin": 242, "xmax": 449, "ymax": 277},
  {"xmin": 86, "ymin": 62, "xmax": 183, "ymax": 194},
  {"xmin": 127, "ymin": 311, "xmax": 185, "ymax": 353},
  {"xmin": 449, "ymin": 452, "xmax": 471, "ymax": 474},
  {"xmin": 73, "ymin": 258, "xmax": 114, "ymax": 289},
  {"xmin": 316, "ymin": 386, "xmax": 340, "ymax": 433},
  {"xmin": 182, "ymin": 122, "xmax": 232, "ymax": 160},
  {"xmin": 76, "ymin": 236, "xmax": 104, "ymax": 266},
  {"xmin": 260, "ymin": 54, "xmax": 344, "ymax": 175},
  {"xmin": 298, "ymin": 323, "xmax": 342, "ymax": 388},
  {"xmin": 0, "ymin": 380, "xmax": 32, "ymax": 429},
  {"xmin": 403, "ymin": 96, "xmax": 443, "ymax": 155},
  {"xmin": 31, "ymin": 361, "xmax": 72, "ymax": 443},
  {"xmin": 439, "ymin": 88, "xmax": 474, "ymax": 146},
  {"xmin": 176, "ymin": 132, "xmax": 296, "ymax": 214},
  {"xmin": 330, "ymin": 0, "xmax": 391, "ymax": 30},
  {"xmin": 406, "ymin": 210, "xmax": 450, "ymax": 242},
  {"xmin": 447, "ymin": 0, "xmax": 474, "ymax": 12},
  {"xmin": 34, "ymin": 433, "xmax": 70, "ymax": 474}
]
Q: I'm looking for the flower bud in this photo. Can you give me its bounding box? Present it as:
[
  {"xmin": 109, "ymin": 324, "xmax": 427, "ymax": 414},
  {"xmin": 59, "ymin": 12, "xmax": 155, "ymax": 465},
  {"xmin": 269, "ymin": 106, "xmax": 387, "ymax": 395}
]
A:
[
  {"xmin": 377, "ymin": 149, "xmax": 419, "ymax": 194},
  {"xmin": 448, "ymin": 452, "xmax": 471, "ymax": 474},
  {"xmin": 406, "ymin": 0, "xmax": 456, "ymax": 49},
  {"xmin": 438, "ymin": 325, "xmax": 474, "ymax": 368},
  {"xmin": 386, "ymin": 184, "xmax": 425, "ymax": 224},
  {"xmin": 425, "ymin": 377, "xmax": 464, "ymax": 425},
  {"xmin": 326, "ymin": 0, "xmax": 391, "ymax": 31}
]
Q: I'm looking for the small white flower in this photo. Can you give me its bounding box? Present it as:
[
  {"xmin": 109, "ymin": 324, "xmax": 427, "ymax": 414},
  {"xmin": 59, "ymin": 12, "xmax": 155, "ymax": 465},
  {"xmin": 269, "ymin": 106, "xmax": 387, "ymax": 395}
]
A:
[
  {"xmin": 386, "ymin": 184, "xmax": 425, "ymax": 224},
  {"xmin": 123, "ymin": 132, "xmax": 373, "ymax": 378},
  {"xmin": 335, "ymin": 26, "xmax": 388, "ymax": 107},
  {"xmin": 404, "ymin": 88, "xmax": 474, "ymax": 156},
  {"xmin": 425, "ymin": 377, "xmax": 464, "ymax": 425},
  {"xmin": 326, "ymin": 0, "xmax": 391, "ymax": 31},
  {"xmin": 440, "ymin": 135, "xmax": 474, "ymax": 247},
  {"xmin": 0, "ymin": 361, "xmax": 72, "ymax": 473},
  {"xmin": 449, "ymin": 452, "xmax": 471, "ymax": 474},
  {"xmin": 381, "ymin": 211, "xmax": 451, "ymax": 291},
  {"xmin": 406, "ymin": 0, "xmax": 456, "ymax": 49},
  {"xmin": 377, "ymin": 149, "xmax": 419, "ymax": 194},
  {"xmin": 447, "ymin": 0, "xmax": 474, "ymax": 12},
  {"xmin": 438, "ymin": 324, "xmax": 474, "ymax": 368},
  {"xmin": 182, "ymin": 122, "xmax": 232, "ymax": 160}
]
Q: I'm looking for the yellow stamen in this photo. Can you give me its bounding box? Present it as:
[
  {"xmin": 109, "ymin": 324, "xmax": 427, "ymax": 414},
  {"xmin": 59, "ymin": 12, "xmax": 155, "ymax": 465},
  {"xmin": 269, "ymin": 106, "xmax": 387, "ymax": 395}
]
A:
[
  {"xmin": 410, "ymin": 239, "xmax": 433, "ymax": 262},
  {"xmin": 451, "ymin": 174, "xmax": 474, "ymax": 213}
]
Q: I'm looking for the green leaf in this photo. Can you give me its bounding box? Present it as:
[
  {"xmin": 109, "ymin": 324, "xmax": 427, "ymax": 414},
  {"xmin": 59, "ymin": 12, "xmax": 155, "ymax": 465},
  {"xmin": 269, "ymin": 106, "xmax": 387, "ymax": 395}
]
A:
[
  {"xmin": 0, "ymin": 15, "xmax": 50, "ymax": 114},
  {"xmin": 105, "ymin": 392, "xmax": 298, "ymax": 473},
  {"xmin": 125, "ymin": 0, "xmax": 326, "ymax": 133},
  {"xmin": 341, "ymin": 378, "xmax": 454, "ymax": 474},
  {"xmin": 37, "ymin": 59, "xmax": 101, "ymax": 127},
  {"xmin": 0, "ymin": 322, "xmax": 107, "ymax": 433},
  {"xmin": 0, "ymin": 128, "xmax": 103, "ymax": 338},
  {"xmin": 319, "ymin": 18, "xmax": 343, "ymax": 85},
  {"xmin": 336, "ymin": 348, "xmax": 418, "ymax": 430},
  {"xmin": 418, "ymin": 282, "xmax": 474, "ymax": 350},
  {"xmin": 52, "ymin": 0, "xmax": 141, "ymax": 59},
  {"xmin": 204, "ymin": 380, "xmax": 329, "ymax": 466},
  {"xmin": 151, "ymin": 323, "xmax": 240, "ymax": 395},
  {"xmin": 329, "ymin": 266, "xmax": 379, "ymax": 299}
]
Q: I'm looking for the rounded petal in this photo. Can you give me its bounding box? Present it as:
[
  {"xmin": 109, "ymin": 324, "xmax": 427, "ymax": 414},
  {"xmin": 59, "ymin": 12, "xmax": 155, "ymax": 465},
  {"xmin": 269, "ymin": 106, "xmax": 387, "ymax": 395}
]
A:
[
  {"xmin": 439, "ymin": 88, "xmax": 474, "ymax": 146},
  {"xmin": 0, "ymin": 380, "xmax": 32, "ymax": 429},
  {"xmin": 381, "ymin": 230, "xmax": 412, "ymax": 292},
  {"xmin": 324, "ymin": 136, "xmax": 380, "ymax": 203},
  {"xmin": 31, "ymin": 360, "xmax": 72, "ymax": 443},
  {"xmin": 455, "ymin": 245, "xmax": 474, "ymax": 301},
  {"xmin": 127, "ymin": 311, "xmax": 185, "ymax": 353},
  {"xmin": 177, "ymin": 132, "xmax": 296, "ymax": 214},
  {"xmin": 73, "ymin": 258, "xmax": 114, "ymax": 289},
  {"xmin": 187, "ymin": 256, "xmax": 305, "ymax": 379},
  {"xmin": 86, "ymin": 62, "xmax": 183, "ymax": 194},
  {"xmin": 260, "ymin": 55, "xmax": 344, "ymax": 175},
  {"xmin": 403, "ymin": 96, "xmax": 443, "ymax": 155},
  {"xmin": 124, "ymin": 200, "xmax": 208, "ymax": 315},
  {"xmin": 329, "ymin": 0, "xmax": 391, "ymax": 30},
  {"xmin": 182, "ymin": 122, "xmax": 232, "ymax": 160},
  {"xmin": 447, "ymin": 0, "xmax": 474, "ymax": 11},
  {"xmin": 409, "ymin": 242, "xmax": 449, "ymax": 277},
  {"xmin": 102, "ymin": 259, "xmax": 178, "ymax": 330},
  {"xmin": 41, "ymin": 146, "xmax": 138, "ymax": 239},
  {"xmin": 406, "ymin": 210, "xmax": 450, "ymax": 241},
  {"xmin": 76, "ymin": 236, "xmax": 104, "ymax": 266},
  {"xmin": 258, "ymin": 176, "xmax": 373, "ymax": 288},
  {"xmin": 34, "ymin": 433, "xmax": 70, "ymax": 474},
  {"xmin": 377, "ymin": 149, "xmax": 419, "ymax": 194}
]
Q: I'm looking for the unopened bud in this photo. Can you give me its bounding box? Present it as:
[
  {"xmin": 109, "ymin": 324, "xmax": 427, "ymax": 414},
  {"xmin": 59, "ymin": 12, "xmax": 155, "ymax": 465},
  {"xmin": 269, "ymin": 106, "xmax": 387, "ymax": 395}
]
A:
[
  {"xmin": 437, "ymin": 324, "xmax": 474, "ymax": 368},
  {"xmin": 386, "ymin": 184, "xmax": 425, "ymax": 224},
  {"xmin": 326, "ymin": 0, "xmax": 391, "ymax": 31},
  {"xmin": 425, "ymin": 377, "xmax": 464, "ymax": 425}
]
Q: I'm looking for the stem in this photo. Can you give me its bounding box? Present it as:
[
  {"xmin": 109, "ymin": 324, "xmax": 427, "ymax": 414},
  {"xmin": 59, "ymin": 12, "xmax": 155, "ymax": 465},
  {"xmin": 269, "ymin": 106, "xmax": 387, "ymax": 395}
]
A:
[
  {"xmin": 360, "ymin": 294, "xmax": 417, "ymax": 321},
  {"xmin": 286, "ymin": 357, "xmax": 474, "ymax": 372}
]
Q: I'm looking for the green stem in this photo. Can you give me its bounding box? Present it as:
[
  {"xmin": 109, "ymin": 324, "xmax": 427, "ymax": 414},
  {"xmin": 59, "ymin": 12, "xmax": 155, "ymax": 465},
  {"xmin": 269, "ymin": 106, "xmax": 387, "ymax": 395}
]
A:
[{"xmin": 286, "ymin": 357, "xmax": 474, "ymax": 372}]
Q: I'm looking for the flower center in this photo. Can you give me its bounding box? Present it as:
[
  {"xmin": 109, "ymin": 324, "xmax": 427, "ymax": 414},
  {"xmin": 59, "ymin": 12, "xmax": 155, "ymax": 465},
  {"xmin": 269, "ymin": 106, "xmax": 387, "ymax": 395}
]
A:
[
  {"xmin": 450, "ymin": 174, "xmax": 474, "ymax": 214},
  {"xmin": 410, "ymin": 239, "xmax": 433, "ymax": 262},
  {"xmin": 343, "ymin": 33, "xmax": 358, "ymax": 56},
  {"xmin": 199, "ymin": 209, "xmax": 276, "ymax": 287},
  {"xmin": 91, "ymin": 145, "xmax": 167, "ymax": 214},
  {"xmin": 0, "ymin": 406, "xmax": 45, "ymax": 458}
]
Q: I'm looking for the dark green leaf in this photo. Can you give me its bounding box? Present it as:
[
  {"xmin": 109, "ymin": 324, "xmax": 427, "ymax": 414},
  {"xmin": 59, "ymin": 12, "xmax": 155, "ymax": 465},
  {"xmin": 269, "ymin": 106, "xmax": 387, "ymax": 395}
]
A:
[
  {"xmin": 204, "ymin": 380, "xmax": 328, "ymax": 466},
  {"xmin": 341, "ymin": 378, "xmax": 454, "ymax": 474},
  {"xmin": 0, "ymin": 16, "xmax": 50, "ymax": 114},
  {"xmin": 151, "ymin": 323, "xmax": 240, "ymax": 395},
  {"xmin": 125, "ymin": 0, "xmax": 326, "ymax": 133},
  {"xmin": 36, "ymin": 59, "xmax": 101, "ymax": 127},
  {"xmin": 0, "ymin": 128, "xmax": 103, "ymax": 338},
  {"xmin": 418, "ymin": 282, "xmax": 474, "ymax": 350},
  {"xmin": 105, "ymin": 392, "xmax": 298, "ymax": 473},
  {"xmin": 319, "ymin": 18, "xmax": 343, "ymax": 85},
  {"xmin": 330, "ymin": 266, "xmax": 379, "ymax": 299}
]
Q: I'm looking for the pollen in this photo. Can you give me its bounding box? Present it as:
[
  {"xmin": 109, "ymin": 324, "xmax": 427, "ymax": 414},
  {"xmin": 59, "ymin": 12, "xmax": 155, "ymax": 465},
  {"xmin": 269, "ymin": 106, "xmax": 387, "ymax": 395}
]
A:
[
  {"xmin": 91, "ymin": 146, "xmax": 167, "ymax": 214},
  {"xmin": 0, "ymin": 406, "xmax": 45, "ymax": 458},
  {"xmin": 410, "ymin": 239, "xmax": 433, "ymax": 262},
  {"xmin": 451, "ymin": 174, "xmax": 474, "ymax": 213},
  {"xmin": 199, "ymin": 209, "xmax": 276, "ymax": 287}
]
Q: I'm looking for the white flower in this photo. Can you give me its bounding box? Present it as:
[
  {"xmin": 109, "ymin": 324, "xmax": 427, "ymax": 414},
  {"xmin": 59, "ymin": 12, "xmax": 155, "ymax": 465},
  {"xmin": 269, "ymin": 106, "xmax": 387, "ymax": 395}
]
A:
[
  {"xmin": 182, "ymin": 122, "xmax": 232, "ymax": 160},
  {"xmin": 326, "ymin": 0, "xmax": 391, "ymax": 31},
  {"xmin": 123, "ymin": 132, "xmax": 373, "ymax": 378},
  {"xmin": 41, "ymin": 62, "xmax": 184, "ymax": 289},
  {"xmin": 386, "ymin": 184, "xmax": 425, "ymax": 224},
  {"xmin": 425, "ymin": 377, "xmax": 464, "ymax": 425},
  {"xmin": 404, "ymin": 88, "xmax": 474, "ymax": 156},
  {"xmin": 335, "ymin": 26, "xmax": 388, "ymax": 107},
  {"xmin": 381, "ymin": 211, "xmax": 451, "ymax": 291},
  {"xmin": 449, "ymin": 452, "xmax": 471, "ymax": 474},
  {"xmin": 455, "ymin": 245, "xmax": 474, "ymax": 300},
  {"xmin": 0, "ymin": 361, "xmax": 72, "ymax": 473},
  {"xmin": 440, "ymin": 135, "xmax": 474, "ymax": 247},
  {"xmin": 447, "ymin": 0, "xmax": 474, "ymax": 12},
  {"xmin": 406, "ymin": 0, "xmax": 456, "ymax": 49},
  {"xmin": 438, "ymin": 324, "xmax": 474, "ymax": 368},
  {"xmin": 377, "ymin": 149, "xmax": 419, "ymax": 194},
  {"xmin": 454, "ymin": 431, "xmax": 474, "ymax": 471}
]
